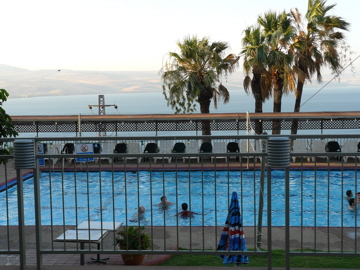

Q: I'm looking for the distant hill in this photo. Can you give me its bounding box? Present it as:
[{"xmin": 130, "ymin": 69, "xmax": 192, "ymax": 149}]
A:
[
  {"xmin": 0, "ymin": 63, "xmax": 358, "ymax": 100},
  {"xmin": 0, "ymin": 64, "xmax": 244, "ymax": 99},
  {"xmin": 0, "ymin": 64, "xmax": 167, "ymax": 98}
]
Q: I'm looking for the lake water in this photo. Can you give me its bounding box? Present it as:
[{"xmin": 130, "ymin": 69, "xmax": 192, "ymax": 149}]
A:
[
  {"xmin": 3, "ymin": 87, "xmax": 360, "ymax": 115},
  {"xmin": 2, "ymin": 87, "xmax": 360, "ymax": 136}
]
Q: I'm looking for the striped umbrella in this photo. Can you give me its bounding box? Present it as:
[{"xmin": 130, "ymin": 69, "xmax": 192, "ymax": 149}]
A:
[{"xmin": 217, "ymin": 191, "xmax": 249, "ymax": 264}]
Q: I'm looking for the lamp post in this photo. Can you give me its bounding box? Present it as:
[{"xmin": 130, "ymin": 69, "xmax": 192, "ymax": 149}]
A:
[
  {"xmin": 13, "ymin": 139, "xmax": 36, "ymax": 269},
  {"xmin": 88, "ymin": 95, "xmax": 118, "ymax": 136},
  {"xmin": 267, "ymin": 137, "xmax": 290, "ymax": 269}
]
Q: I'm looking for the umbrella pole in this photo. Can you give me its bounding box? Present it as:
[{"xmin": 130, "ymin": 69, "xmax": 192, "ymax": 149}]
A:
[
  {"xmin": 256, "ymin": 158, "xmax": 266, "ymax": 250},
  {"xmin": 246, "ymin": 111, "xmax": 249, "ymax": 169}
]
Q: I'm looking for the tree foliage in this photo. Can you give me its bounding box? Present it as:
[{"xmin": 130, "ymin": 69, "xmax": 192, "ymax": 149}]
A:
[
  {"xmin": 241, "ymin": 26, "xmax": 272, "ymax": 134},
  {"xmin": 240, "ymin": 0, "xmax": 351, "ymax": 135},
  {"xmin": 160, "ymin": 36, "xmax": 239, "ymax": 115},
  {"xmin": 0, "ymin": 89, "xmax": 18, "ymax": 164},
  {"xmin": 290, "ymin": 0, "xmax": 350, "ymax": 134}
]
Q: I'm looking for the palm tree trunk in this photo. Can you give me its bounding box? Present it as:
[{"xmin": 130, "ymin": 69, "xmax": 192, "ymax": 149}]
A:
[
  {"xmin": 291, "ymin": 81, "xmax": 304, "ymax": 135},
  {"xmin": 272, "ymin": 76, "xmax": 283, "ymax": 135},
  {"xmin": 199, "ymin": 90, "xmax": 212, "ymax": 136},
  {"xmin": 253, "ymin": 75, "xmax": 263, "ymax": 135}
]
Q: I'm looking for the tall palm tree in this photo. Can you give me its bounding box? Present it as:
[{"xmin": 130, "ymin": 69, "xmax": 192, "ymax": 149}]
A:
[
  {"xmin": 258, "ymin": 11, "xmax": 297, "ymax": 134},
  {"xmin": 160, "ymin": 36, "xmax": 239, "ymax": 135},
  {"xmin": 241, "ymin": 26, "xmax": 272, "ymax": 134},
  {"xmin": 290, "ymin": 0, "xmax": 350, "ymax": 134}
]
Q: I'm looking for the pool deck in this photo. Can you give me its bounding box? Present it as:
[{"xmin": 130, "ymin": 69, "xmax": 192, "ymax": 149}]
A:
[
  {"xmin": 1, "ymin": 225, "xmax": 360, "ymax": 268},
  {"xmin": 1, "ymin": 159, "xmax": 360, "ymax": 269}
]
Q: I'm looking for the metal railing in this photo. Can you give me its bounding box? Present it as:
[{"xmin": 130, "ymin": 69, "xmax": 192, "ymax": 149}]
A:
[
  {"xmin": 10, "ymin": 111, "xmax": 360, "ymax": 136},
  {"xmin": 0, "ymin": 134, "xmax": 360, "ymax": 269}
]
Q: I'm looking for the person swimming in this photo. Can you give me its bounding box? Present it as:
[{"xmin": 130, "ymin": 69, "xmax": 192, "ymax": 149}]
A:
[
  {"xmin": 175, "ymin": 203, "xmax": 199, "ymax": 218},
  {"xmin": 356, "ymin": 192, "xmax": 360, "ymax": 204},
  {"xmin": 129, "ymin": 206, "xmax": 146, "ymax": 222},
  {"xmin": 348, "ymin": 198, "xmax": 356, "ymax": 210},
  {"xmin": 344, "ymin": 190, "xmax": 353, "ymax": 201},
  {"xmin": 158, "ymin": 196, "xmax": 174, "ymax": 206}
]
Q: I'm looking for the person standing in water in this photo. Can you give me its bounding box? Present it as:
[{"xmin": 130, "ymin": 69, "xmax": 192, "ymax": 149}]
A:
[
  {"xmin": 344, "ymin": 190, "xmax": 353, "ymax": 201},
  {"xmin": 129, "ymin": 206, "xmax": 146, "ymax": 222},
  {"xmin": 157, "ymin": 196, "xmax": 174, "ymax": 206},
  {"xmin": 175, "ymin": 203, "xmax": 199, "ymax": 218}
]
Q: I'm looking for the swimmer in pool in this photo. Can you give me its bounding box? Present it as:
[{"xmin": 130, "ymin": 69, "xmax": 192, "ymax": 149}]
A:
[
  {"xmin": 157, "ymin": 196, "xmax": 174, "ymax": 206},
  {"xmin": 344, "ymin": 190, "xmax": 353, "ymax": 201},
  {"xmin": 348, "ymin": 198, "xmax": 356, "ymax": 210},
  {"xmin": 356, "ymin": 192, "xmax": 360, "ymax": 205},
  {"xmin": 129, "ymin": 206, "xmax": 146, "ymax": 222},
  {"xmin": 175, "ymin": 203, "xmax": 200, "ymax": 218}
]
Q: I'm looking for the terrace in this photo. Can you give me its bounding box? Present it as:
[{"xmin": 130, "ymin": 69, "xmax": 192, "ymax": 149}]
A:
[{"xmin": 1, "ymin": 112, "xmax": 360, "ymax": 269}]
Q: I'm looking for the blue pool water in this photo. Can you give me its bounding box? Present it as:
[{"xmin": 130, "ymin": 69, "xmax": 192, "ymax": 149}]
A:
[{"xmin": 1, "ymin": 170, "xmax": 359, "ymax": 227}]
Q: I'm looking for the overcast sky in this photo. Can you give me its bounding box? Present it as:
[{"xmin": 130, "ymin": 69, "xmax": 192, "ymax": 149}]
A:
[{"xmin": 0, "ymin": 0, "xmax": 359, "ymax": 78}]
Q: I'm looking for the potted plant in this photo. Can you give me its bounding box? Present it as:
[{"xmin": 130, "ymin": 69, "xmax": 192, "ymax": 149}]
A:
[{"xmin": 116, "ymin": 226, "xmax": 151, "ymax": 265}]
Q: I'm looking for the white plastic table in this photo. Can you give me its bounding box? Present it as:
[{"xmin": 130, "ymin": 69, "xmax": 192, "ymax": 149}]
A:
[
  {"xmin": 77, "ymin": 221, "xmax": 122, "ymax": 231},
  {"xmin": 55, "ymin": 229, "xmax": 108, "ymax": 265},
  {"xmin": 76, "ymin": 221, "xmax": 123, "ymax": 263}
]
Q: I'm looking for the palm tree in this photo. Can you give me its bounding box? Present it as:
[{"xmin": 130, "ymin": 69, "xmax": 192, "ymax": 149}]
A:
[
  {"xmin": 258, "ymin": 11, "xmax": 297, "ymax": 134},
  {"xmin": 241, "ymin": 26, "xmax": 272, "ymax": 134},
  {"xmin": 160, "ymin": 36, "xmax": 239, "ymax": 135},
  {"xmin": 290, "ymin": 0, "xmax": 350, "ymax": 134}
]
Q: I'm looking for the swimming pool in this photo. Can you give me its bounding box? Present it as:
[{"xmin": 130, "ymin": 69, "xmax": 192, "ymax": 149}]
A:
[{"xmin": 1, "ymin": 170, "xmax": 359, "ymax": 227}]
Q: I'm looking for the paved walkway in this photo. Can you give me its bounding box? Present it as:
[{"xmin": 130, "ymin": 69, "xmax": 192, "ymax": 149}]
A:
[
  {"xmin": 1, "ymin": 225, "xmax": 359, "ymax": 268},
  {"xmin": 2, "ymin": 266, "xmax": 360, "ymax": 270}
]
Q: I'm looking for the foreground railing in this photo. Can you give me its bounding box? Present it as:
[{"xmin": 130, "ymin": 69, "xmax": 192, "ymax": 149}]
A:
[{"xmin": 0, "ymin": 134, "xmax": 360, "ymax": 269}]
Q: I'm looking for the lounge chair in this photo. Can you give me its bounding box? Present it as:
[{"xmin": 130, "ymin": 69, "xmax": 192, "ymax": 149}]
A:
[
  {"xmin": 227, "ymin": 141, "xmax": 240, "ymax": 161},
  {"xmin": 61, "ymin": 143, "xmax": 75, "ymax": 164},
  {"xmin": 97, "ymin": 141, "xmax": 117, "ymax": 163},
  {"xmin": 307, "ymin": 140, "xmax": 327, "ymax": 162},
  {"xmin": 325, "ymin": 140, "xmax": 341, "ymax": 161},
  {"xmin": 211, "ymin": 141, "xmax": 227, "ymax": 163},
  {"xmin": 153, "ymin": 140, "xmax": 173, "ymax": 163},
  {"xmin": 41, "ymin": 143, "xmax": 60, "ymax": 168},
  {"xmin": 42, "ymin": 143, "xmax": 48, "ymax": 154},
  {"xmin": 113, "ymin": 142, "xmax": 127, "ymax": 161},
  {"xmin": 93, "ymin": 143, "xmax": 101, "ymax": 154},
  {"xmin": 125, "ymin": 142, "xmax": 142, "ymax": 164},
  {"xmin": 171, "ymin": 142, "xmax": 186, "ymax": 161},
  {"xmin": 200, "ymin": 142, "xmax": 212, "ymax": 153},
  {"xmin": 240, "ymin": 140, "xmax": 261, "ymax": 163},
  {"xmin": 343, "ymin": 140, "xmax": 358, "ymax": 162},
  {"xmin": 144, "ymin": 142, "xmax": 159, "ymax": 153},
  {"xmin": 114, "ymin": 143, "xmax": 127, "ymax": 153},
  {"xmin": 200, "ymin": 142, "xmax": 213, "ymax": 161},
  {"xmin": 172, "ymin": 142, "xmax": 186, "ymax": 153},
  {"xmin": 291, "ymin": 140, "xmax": 308, "ymax": 162},
  {"xmin": 92, "ymin": 142, "xmax": 101, "ymax": 163},
  {"xmin": 61, "ymin": 143, "xmax": 75, "ymax": 154},
  {"xmin": 143, "ymin": 142, "xmax": 159, "ymax": 162},
  {"xmin": 183, "ymin": 141, "xmax": 199, "ymax": 163}
]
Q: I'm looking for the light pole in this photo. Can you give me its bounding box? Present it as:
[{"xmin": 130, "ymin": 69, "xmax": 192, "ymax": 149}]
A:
[{"xmin": 88, "ymin": 95, "xmax": 118, "ymax": 136}]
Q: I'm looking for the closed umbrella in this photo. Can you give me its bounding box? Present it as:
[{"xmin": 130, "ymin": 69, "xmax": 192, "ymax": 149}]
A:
[{"xmin": 217, "ymin": 191, "xmax": 249, "ymax": 265}]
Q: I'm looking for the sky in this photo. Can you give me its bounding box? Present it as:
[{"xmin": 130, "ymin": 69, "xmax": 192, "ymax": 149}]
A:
[{"xmin": 0, "ymin": 0, "xmax": 359, "ymax": 77}]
